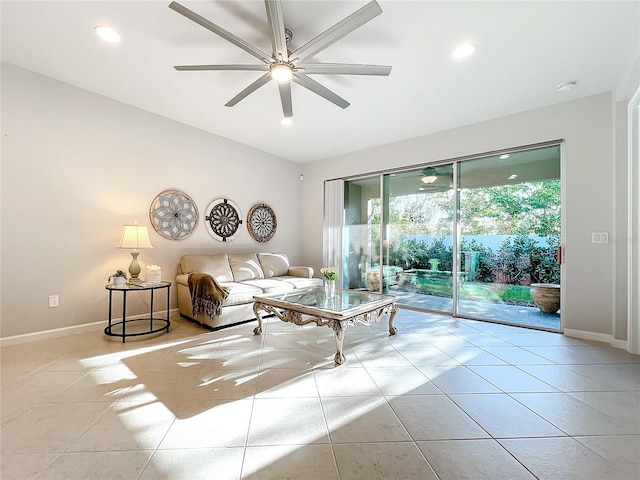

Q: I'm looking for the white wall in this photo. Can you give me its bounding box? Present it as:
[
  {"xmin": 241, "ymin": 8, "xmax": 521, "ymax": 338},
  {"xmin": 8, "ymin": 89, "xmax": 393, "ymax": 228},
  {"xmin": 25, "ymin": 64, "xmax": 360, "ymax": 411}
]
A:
[
  {"xmin": 301, "ymin": 93, "xmax": 618, "ymax": 337},
  {"xmin": 2, "ymin": 61, "xmax": 632, "ymax": 342},
  {"xmin": 0, "ymin": 63, "xmax": 302, "ymax": 338}
]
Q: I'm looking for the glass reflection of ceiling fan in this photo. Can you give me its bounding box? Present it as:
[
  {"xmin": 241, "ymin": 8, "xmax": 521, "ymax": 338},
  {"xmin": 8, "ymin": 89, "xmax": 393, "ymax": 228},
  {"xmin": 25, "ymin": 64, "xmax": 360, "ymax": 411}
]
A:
[
  {"xmin": 169, "ymin": 0, "xmax": 392, "ymax": 121},
  {"xmin": 420, "ymin": 167, "xmax": 452, "ymax": 185}
]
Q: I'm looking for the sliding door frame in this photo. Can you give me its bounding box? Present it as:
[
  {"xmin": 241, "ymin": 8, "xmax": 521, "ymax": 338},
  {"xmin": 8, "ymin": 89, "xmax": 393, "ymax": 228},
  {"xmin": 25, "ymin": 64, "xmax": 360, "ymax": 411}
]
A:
[{"xmin": 332, "ymin": 139, "xmax": 564, "ymax": 327}]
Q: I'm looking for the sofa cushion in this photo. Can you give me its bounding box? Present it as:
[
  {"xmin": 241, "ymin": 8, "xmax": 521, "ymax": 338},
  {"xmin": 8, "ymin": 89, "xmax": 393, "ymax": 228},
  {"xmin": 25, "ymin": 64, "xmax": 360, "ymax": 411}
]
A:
[
  {"xmin": 277, "ymin": 276, "xmax": 324, "ymax": 290},
  {"xmin": 222, "ymin": 282, "xmax": 263, "ymax": 306},
  {"xmin": 229, "ymin": 253, "xmax": 264, "ymax": 282},
  {"xmin": 181, "ymin": 254, "xmax": 233, "ymax": 283},
  {"xmin": 257, "ymin": 253, "xmax": 290, "ymax": 278},
  {"xmin": 242, "ymin": 278, "xmax": 295, "ymax": 295}
]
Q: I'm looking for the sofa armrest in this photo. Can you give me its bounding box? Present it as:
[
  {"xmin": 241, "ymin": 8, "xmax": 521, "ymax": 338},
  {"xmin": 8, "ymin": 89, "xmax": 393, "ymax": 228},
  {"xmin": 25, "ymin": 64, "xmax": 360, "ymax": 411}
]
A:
[
  {"xmin": 288, "ymin": 266, "xmax": 314, "ymax": 278},
  {"xmin": 176, "ymin": 273, "xmax": 190, "ymax": 287}
]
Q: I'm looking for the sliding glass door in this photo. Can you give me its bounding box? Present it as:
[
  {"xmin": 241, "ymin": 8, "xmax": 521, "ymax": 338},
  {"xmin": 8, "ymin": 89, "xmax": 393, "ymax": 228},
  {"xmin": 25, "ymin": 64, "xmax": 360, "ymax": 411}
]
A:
[
  {"xmin": 382, "ymin": 166, "xmax": 455, "ymax": 314},
  {"xmin": 342, "ymin": 176, "xmax": 381, "ymax": 290},
  {"xmin": 342, "ymin": 165, "xmax": 456, "ymax": 314},
  {"xmin": 457, "ymin": 146, "xmax": 561, "ymax": 329},
  {"xmin": 335, "ymin": 142, "xmax": 562, "ymax": 331}
]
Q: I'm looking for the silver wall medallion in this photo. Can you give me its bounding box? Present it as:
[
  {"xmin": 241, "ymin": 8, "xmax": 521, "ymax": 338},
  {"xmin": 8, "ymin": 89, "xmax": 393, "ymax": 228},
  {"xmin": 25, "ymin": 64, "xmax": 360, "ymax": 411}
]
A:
[
  {"xmin": 205, "ymin": 198, "xmax": 242, "ymax": 242},
  {"xmin": 247, "ymin": 203, "xmax": 277, "ymax": 242},
  {"xmin": 149, "ymin": 189, "xmax": 199, "ymax": 240}
]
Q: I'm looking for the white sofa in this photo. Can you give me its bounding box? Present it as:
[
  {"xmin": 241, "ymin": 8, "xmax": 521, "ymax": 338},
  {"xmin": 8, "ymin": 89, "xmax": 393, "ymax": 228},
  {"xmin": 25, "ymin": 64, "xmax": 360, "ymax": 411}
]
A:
[{"xmin": 176, "ymin": 252, "xmax": 322, "ymax": 330}]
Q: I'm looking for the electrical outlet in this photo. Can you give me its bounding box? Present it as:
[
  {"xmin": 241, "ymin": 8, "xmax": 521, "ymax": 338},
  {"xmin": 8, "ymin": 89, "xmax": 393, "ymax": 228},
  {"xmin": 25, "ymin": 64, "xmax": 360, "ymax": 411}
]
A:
[{"xmin": 48, "ymin": 295, "xmax": 59, "ymax": 308}]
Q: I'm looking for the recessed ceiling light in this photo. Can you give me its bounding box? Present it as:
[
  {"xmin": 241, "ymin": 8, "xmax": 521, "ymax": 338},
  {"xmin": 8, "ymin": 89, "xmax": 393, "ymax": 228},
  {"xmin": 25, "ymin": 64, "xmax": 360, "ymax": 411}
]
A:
[
  {"xmin": 94, "ymin": 25, "xmax": 121, "ymax": 44},
  {"xmin": 451, "ymin": 43, "xmax": 476, "ymax": 59},
  {"xmin": 281, "ymin": 117, "xmax": 293, "ymax": 126},
  {"xmin": 557, "ymin": 80, "xmax": 577, "ymax": 92},
  {"xmin": 500, "ymin": 154, "xmax": 510, "ymax": 160},
  {"xmin": 508, "ymin": 174, "xmax": 518, "ymax": 180}
]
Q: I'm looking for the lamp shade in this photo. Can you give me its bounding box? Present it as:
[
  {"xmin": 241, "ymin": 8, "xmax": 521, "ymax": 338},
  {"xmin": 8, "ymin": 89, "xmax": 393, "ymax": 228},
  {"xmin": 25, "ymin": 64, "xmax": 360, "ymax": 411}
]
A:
[{"xmin": 118, "ymin": 224, "xmax": 153, "ymax": 250}]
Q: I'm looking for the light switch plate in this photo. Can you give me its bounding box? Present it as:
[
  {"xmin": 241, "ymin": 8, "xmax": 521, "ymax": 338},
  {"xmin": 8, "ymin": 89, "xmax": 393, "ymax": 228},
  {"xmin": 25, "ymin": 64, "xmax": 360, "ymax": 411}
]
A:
[
  {"xmin": 592, "ymin": 232, "xmax": 609, "ymax": 244},
  {"xmin": 48, "ymin": 295, "xmax": 59, "ymax": 308}
]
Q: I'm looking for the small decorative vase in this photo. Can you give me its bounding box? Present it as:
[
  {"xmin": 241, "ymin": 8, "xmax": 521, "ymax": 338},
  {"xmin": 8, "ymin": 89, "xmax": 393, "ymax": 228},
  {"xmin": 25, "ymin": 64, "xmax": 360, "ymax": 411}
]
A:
[
  {"xmin": 113, "ymin": 277, "xmax": 127, "ymax": 287},
  {"xmin": 325, "ymin": 280, "xmax": 336, "ymax": 297}
]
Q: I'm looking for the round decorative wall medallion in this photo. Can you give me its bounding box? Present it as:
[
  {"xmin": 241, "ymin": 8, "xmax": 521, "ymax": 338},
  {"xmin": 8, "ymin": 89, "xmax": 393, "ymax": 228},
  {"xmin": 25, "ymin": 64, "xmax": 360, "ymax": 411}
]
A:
[
  {"xmin": 247, "ymin": 203, "xmax": 277, "ymax": 242},
  {"xmin": 205, "ymin": 198, "xmax": 242, "ymax": 242},
  {"xmin": 149, "ymin": 190, "xmax": 199, "ymax": 240}
]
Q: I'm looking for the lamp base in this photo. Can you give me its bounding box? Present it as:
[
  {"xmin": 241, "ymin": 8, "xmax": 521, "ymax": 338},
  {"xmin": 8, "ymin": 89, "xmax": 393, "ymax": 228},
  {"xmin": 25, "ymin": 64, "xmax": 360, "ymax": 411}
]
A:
[{"xmin": 128, "ymin": 251, "xmax": 142, "ymax": 284}]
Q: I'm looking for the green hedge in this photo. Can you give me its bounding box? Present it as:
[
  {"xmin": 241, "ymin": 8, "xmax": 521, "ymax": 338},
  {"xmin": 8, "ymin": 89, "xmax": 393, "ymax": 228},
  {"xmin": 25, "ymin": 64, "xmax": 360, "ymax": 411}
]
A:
[{"xmin": 387, "ymin": 234, "xmax": 560, "ymax": 285}]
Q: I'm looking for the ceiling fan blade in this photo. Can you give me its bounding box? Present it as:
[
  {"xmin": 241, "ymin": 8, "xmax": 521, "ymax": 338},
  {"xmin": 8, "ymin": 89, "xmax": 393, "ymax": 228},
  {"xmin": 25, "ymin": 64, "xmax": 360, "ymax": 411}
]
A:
[
  {"xmin": 175, "ymin": 65, "xmax": 269, "ymax": 72},
  {"xmin": 225, "ymin": 73, "xmax": 272, "ymax": 107},
  {"xmin": 169, "ymin": 1, "xmax": 274, "ymax": 65},
  {"xmin": 265, "ymin": 0, "xmax": 288, "ymax": 62},
  {"xmin": 291, "ymin": 0, "xmax": 382, "ymax": 64},
  {"xmin": 293, "ymin": 74, "xmax": 350, "ymax": 109},
  {"xmin": 278, "ymin": 82, "xmax": 293, "ymax": 118},
  {"xmin": 301, "ymin": 63, "xmax": 391, "ymax": 76}
]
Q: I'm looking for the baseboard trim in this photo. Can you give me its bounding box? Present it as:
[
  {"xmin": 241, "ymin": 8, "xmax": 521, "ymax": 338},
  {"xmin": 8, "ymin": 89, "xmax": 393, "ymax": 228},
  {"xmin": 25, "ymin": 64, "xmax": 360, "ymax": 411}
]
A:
[
  {"xmin": 0, "ymin": 309, "xmax": 179, "ymax": 347},
  {"xmin": 564, "ymin": 328, "xmax": 629, "ymax": 351},
  {"xmin": 611, "ymin": 338, "xmax": 629, "ymax": 350}
]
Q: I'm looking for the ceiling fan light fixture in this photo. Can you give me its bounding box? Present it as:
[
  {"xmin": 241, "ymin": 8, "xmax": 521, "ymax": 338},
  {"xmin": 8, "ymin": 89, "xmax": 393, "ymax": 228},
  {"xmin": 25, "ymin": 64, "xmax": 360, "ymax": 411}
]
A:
[
  {"xmin": 421, "ymin": 175, "xmax": 438, "ymax": 184},
  {"xmin": 271, "ymin": 63, "xmax": 293, "ymax": 83},
  {"xmin": 281, "ymin": 117, "xmax": 293, "ymax": 126}
]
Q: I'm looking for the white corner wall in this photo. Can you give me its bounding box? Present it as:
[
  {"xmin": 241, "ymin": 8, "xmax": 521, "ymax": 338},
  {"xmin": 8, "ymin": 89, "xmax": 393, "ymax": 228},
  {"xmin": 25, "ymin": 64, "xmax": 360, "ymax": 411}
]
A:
[
  {"xmin": 614, "ymin": 100, "xmax": 630, "ymax": 341},
  {"xmin": 0, "ymin": 63, "xmax": 303, "ymax": 338},
  {"xmin": 301, "ymin": 93, "xmax": 617, "ymax": 338}
]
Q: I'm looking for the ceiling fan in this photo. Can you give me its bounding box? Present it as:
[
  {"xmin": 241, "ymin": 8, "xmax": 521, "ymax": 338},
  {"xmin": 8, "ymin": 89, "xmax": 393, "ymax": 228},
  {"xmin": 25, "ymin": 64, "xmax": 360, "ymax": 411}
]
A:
[{"xmin": 169, "ymin": 0, "xmax": 392, "ymax": 121}]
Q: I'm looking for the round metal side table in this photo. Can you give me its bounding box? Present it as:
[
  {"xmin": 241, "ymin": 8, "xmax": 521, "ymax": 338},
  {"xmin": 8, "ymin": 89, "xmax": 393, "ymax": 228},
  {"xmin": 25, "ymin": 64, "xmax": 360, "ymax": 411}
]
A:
[{"xmin": 105, "ymin": 282, "xmax": 171, "ymax": 342}]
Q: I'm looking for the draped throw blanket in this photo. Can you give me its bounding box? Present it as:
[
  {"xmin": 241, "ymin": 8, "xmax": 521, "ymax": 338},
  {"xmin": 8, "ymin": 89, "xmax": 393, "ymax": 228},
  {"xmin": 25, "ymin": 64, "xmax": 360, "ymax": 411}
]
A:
[{"xmin": 188, "ymin": 273, "xmax": 230, "ymax": 318}]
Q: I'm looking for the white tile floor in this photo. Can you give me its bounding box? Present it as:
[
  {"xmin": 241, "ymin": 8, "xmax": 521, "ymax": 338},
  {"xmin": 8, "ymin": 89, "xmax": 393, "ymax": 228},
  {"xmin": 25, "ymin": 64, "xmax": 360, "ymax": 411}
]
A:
[{"xmin": 1, "ymin": 309, "xmax": 639, "ymax": 480}]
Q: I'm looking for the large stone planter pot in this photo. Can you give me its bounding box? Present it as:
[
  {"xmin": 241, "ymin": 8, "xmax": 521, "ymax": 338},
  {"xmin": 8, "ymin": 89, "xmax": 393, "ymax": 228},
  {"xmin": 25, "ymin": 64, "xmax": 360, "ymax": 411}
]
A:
[
  {"xmin": 530, "ymin": 283, "xmax": 560, "ymax": 314},
  {"xmin": 366, "ymin": 271, "xmax": 381, "ymax": 292}
]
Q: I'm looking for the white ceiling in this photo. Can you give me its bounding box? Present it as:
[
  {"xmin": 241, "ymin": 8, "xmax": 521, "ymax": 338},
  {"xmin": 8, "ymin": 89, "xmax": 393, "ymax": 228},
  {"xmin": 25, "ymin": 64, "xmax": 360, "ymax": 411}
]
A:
[{"xmin": 2, "ymin": 1, "xmax": 638, "ymax": 163}]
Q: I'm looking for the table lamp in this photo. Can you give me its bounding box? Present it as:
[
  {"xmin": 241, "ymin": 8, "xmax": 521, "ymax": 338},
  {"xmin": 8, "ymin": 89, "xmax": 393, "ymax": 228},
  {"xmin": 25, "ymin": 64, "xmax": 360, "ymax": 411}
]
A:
[{"xmin": 118, "ymin": 222, "xmax": 153, "ymax": 284}]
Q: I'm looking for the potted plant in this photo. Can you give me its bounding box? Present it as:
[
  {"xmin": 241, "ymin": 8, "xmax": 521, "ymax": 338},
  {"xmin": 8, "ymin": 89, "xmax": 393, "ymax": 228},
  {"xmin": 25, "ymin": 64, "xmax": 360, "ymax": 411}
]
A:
[{"xmin": 109, "ymin": 269, "xmax": 128, "ymax": 287}]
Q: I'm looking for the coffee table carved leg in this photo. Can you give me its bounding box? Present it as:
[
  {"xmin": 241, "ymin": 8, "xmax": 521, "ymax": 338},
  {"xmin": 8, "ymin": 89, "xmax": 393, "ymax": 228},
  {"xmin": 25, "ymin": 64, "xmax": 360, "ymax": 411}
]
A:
[
  {"xmin": 388, "ymin": 304, "xmax": 398, "ymax": 336},
  {"xmin": 252, "ymin": 303, "xmax": 263, "ymax": 335},
  {"xmin": 330, "ymin": 320, "xmax": 346, "ymax": 365}
]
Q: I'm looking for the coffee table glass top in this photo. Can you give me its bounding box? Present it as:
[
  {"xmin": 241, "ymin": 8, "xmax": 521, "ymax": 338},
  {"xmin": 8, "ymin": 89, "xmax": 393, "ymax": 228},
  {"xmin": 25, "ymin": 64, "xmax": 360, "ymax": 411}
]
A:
[{"xmin": 253, "ymin": 287, "xmax": 395, "ymax": 315}]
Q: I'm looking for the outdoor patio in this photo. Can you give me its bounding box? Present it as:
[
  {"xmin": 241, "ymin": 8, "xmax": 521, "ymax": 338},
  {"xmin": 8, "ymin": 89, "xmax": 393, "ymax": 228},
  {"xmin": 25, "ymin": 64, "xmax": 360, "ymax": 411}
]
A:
[{"xmin": 389, "ymin": 287, "xmax": 561, "ymax": 331}]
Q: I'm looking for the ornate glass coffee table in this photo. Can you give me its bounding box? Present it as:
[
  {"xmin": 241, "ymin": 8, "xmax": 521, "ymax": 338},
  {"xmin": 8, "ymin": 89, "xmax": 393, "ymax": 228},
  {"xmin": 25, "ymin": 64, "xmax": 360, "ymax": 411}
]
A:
[{"xmin": 252, "ymin": 287, "xmax": 398, "ymax": 365}]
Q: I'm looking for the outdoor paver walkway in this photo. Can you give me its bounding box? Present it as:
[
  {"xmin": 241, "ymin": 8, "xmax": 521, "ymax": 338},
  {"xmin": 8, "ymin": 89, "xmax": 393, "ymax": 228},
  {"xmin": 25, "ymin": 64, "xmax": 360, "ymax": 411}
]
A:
[{"xmin": 389, "ymin": 288, "xmax": 561, "ymax": 331}]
